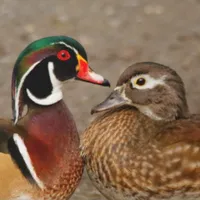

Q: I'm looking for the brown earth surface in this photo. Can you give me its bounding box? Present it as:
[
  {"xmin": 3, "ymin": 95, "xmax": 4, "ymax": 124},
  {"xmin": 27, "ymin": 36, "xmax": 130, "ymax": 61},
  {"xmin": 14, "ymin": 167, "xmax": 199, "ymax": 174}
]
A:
[{"xmin": 0, "ymin": 0, "xmax": 200, "ymax": 199}]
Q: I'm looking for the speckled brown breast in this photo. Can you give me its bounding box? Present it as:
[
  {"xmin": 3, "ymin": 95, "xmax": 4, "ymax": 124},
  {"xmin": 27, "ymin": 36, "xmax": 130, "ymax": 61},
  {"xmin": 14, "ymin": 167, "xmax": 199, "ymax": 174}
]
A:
[{"xmin": 81, "ymin": 106, "xmax": 200, "ymax": 200}]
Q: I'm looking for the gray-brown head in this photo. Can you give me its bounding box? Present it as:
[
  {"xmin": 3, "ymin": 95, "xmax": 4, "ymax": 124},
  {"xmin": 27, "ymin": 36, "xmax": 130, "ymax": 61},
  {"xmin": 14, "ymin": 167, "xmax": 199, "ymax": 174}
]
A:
[{"xmin": 92, "ymin": 62, "xmax": 189, "ymax": 121}]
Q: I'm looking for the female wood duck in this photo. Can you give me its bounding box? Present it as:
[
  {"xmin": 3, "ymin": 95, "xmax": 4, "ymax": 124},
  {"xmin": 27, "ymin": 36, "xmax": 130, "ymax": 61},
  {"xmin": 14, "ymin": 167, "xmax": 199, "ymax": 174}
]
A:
[
  {"xmin": 0, "ymin": 36, "xmax": 110, "ymax": 200},
  {"xmin": 81, "ymin": 62, "xmax": 200, "ymax": 200}
]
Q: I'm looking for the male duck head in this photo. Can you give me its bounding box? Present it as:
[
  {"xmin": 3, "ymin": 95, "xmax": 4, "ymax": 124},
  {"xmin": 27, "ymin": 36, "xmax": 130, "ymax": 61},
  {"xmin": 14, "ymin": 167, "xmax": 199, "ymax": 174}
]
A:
[{"xmin": 12, "ymin": 36, "xmax": 110, "ymax": 124}]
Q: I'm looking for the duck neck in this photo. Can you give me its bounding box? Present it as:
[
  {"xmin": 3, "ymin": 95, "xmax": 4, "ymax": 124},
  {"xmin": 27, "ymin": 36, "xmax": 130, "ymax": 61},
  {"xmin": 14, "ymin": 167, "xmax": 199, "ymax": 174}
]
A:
[{"xmin": 25, "ymin": 100, "xmax": 80, "ymax": 153}]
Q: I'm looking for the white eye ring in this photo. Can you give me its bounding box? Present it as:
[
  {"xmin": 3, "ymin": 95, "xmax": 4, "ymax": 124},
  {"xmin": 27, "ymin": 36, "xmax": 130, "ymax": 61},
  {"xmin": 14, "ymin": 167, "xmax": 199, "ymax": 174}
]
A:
[{"xmin": 130, "ymin": 74, "xmax": 165, "ymax": 90}]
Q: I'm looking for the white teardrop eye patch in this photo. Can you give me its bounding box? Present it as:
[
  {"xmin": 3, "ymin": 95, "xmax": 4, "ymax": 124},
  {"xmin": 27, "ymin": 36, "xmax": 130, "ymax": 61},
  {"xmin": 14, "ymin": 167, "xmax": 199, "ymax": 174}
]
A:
[{"xmin": 130, "ymin": 74, "xmax": 166, "ymax": 90}]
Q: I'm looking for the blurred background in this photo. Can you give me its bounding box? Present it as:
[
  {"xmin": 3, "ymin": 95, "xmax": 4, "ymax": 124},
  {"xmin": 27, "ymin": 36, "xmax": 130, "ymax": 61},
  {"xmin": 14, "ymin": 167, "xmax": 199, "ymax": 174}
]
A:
[{"xmin": 0, "ymin": 0, "xmax": 200, "ymax": 199}]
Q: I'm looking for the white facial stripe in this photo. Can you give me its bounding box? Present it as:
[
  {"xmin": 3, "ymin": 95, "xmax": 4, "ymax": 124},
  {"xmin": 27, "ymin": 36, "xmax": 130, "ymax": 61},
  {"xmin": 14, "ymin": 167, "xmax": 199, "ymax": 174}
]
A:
[
  {"xmin": 14, "ymin": 61, "xmax": 41, "ymax": 125},
  {"xmin": 114, "ymin": 85, "xmax": 132, "ymax": 104},
  {"xmin": 131, "ymin": 74, "xmax": 166, "ymax": 90},
  {"xmin": 13, "ymin": 133, "xmax": 44, "ymax": 189},
  {"xmin": 51, "ymin": 41, "xmax": 78, "ymax": 54},
  {"xmin": 26, "ymin": 62, "xmax": 63, "ymax": 106}
]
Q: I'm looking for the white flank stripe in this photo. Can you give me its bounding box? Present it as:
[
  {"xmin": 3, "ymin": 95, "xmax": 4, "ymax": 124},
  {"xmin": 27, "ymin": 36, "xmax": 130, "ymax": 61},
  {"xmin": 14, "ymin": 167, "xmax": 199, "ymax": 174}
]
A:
[
  {"xmin": 14, "ymin": 61, "xmax": 41, "ymax": 124},
  {"xmin": 13, "ymin": 133, "xmax": 44, "ymax": 189},
  {"xmin": 26, "ymin": 62, "xmax": 63, "ymax": 106},
  {"xmin": 14, "ymin": 194, "xmax": 34, "ymax": 200}
]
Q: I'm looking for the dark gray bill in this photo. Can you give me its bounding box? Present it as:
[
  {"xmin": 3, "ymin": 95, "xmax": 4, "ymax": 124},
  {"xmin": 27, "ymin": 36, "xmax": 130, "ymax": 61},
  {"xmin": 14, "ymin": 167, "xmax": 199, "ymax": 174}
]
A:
[{"xmin": 91, "ymin": 89, "xmax": 129, "ymax": 114}]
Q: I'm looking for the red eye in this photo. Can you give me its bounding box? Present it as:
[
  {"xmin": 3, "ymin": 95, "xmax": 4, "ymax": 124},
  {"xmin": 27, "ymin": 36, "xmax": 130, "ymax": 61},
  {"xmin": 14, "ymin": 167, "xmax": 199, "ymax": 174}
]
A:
[{"xmin": 57, "ymin": 50, "xmax": 71, "ymax": 61}]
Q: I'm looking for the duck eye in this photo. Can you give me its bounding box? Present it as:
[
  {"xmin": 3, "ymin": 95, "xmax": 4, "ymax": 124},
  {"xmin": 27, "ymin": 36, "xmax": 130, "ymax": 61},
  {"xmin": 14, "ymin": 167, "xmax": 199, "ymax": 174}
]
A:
[
  {"xmin": 57, "ymin": 50, "xmax": 71, "ymax": 61},
  {"xmin": 136, "ymin": 77, "xmax": 146, "ymax": 86}
]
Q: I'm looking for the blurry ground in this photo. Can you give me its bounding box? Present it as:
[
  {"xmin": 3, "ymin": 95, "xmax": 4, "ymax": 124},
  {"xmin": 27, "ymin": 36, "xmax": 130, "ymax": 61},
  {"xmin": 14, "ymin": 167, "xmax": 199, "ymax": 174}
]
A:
[{"xmin": 0, "ymin": 0, "xmax": 200, "ymax": 199}]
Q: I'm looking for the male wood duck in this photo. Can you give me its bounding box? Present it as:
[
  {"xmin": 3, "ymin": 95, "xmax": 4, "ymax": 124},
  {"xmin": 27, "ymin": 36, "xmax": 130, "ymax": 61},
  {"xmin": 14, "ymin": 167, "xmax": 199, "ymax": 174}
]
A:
[
  {"xmin": 0, "ymin": 36, "xmax": 110, "ymax": 200},
  {"xmin": 81, "ymin": 62, "xmax": 200, "ymax": 200}
]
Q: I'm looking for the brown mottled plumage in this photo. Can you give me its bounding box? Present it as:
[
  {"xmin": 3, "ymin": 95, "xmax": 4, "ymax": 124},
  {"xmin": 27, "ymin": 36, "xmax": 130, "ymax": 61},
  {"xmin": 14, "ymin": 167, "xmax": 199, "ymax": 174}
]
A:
[{"xmin": 81, "ymin": 62, "xmax": 200, "ymax": 200}]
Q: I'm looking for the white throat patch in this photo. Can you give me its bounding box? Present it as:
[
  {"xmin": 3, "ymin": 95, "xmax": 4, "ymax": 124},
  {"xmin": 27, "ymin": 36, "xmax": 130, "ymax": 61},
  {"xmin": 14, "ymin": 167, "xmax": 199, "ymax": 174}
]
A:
[
  {"xmin": 134, "ymin": 105, "xmax": 164, "ymax": 121},
  {"xmin": 26, "ymin": 62, "xmax": 63, "ymax": 106}
]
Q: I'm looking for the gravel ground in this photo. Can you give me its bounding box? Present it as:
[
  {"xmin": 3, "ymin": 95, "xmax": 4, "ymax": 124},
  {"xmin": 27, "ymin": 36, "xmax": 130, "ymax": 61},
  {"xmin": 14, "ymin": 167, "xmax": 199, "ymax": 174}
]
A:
[{"xmin": 0, "ymin": 0, "xmax": 200, "ymax": 199}]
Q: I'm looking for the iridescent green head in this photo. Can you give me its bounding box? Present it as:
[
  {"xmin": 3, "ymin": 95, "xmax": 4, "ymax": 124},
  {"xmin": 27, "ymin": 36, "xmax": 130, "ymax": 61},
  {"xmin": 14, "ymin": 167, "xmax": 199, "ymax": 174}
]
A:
[{"xmin": 12, "ymin": 36, "xmax": 110, "ymax": 124}]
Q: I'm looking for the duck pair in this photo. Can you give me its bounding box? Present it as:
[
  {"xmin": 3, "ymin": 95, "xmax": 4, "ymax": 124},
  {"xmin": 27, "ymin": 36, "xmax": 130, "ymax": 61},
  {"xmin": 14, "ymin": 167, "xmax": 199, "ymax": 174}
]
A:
[{"xmin": 1, "ymin": 36, "xmax": 200, "ymax": 200}]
